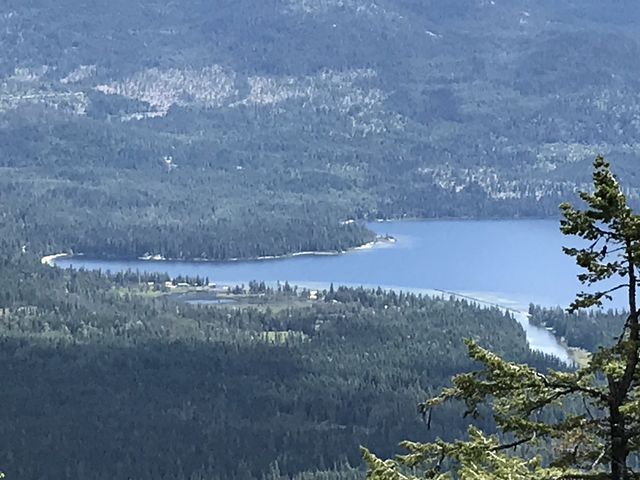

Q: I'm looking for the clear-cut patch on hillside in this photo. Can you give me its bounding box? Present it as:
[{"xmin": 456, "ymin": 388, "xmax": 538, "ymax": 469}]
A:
[
  {"xmin": 0, "ymin": 66, "xmax": 88, "ymax": 115},
  {"xmin": 93, "ymin": 66, "xmax": 405, "ymax": 135},
  {"xmin": 94, "ymin": 65, "xmax": 238, "ymax": 116},
  {"xmin": 280, "ymin": 0, "xmax": 401, "ymax": 19}
]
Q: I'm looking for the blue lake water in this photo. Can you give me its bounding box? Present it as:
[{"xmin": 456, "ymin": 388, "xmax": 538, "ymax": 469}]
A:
[{"xmin": 56, "ymin": 219, "xmax": 623, "ymax": 363}]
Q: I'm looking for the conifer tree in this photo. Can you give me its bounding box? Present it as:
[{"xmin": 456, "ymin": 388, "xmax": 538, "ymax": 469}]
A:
[{"xmin": 363, "ymin": 156, "xmax": 640, "ymax": 480}]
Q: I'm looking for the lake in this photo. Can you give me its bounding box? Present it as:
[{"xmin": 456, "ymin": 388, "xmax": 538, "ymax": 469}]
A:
[{"xmin": 56, "ymin": 219, "xmax": 619, "ymax": 364}]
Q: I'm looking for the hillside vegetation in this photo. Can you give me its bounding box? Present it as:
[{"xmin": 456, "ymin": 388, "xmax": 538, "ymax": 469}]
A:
[
  {"xmin": 2, "ymin": 0, "xmax": 640, "ymax": 258},
  {"xmin": 0, "ymin": 263, "xmax": 561, "ymax": 479}
]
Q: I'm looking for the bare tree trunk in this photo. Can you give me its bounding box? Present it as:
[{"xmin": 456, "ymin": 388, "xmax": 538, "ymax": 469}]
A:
[
  {"xmin": 610, "ymin": 244, "xmax": 638, "ymax": 480},
  {"xmin": 609, "ymin": 401, "xmax": 628, "ymax": 480}
]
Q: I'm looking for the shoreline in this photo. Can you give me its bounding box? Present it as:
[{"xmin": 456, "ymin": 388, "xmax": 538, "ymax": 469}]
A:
[
  {"xmin": 432, "ymin": 288, "xmax": 574, "ymax": 365},
  {"xmin": 42, "ymin": 236, "xmax": 396, "ymax": 267},
  {"xmin": 40, "ymin": 251, "xmax": 573, "ymax": 364},
  {"xmin": 40, "ymin": 253, "xmax": 71, "ymax": 266},
  {"xmin": 143, "ymin": 237, "xmax": 395, "ymax": 263},
  {"xmin": 529, "ymin": 320, "xmax": 592, "ymax": 368},
  {"xmin": 371, "ymin": 214, "xmax": 560, "ymax": 224},
  {"xmin": 40, "ymin": 215, "xmax": 558, "ymax": 267}
]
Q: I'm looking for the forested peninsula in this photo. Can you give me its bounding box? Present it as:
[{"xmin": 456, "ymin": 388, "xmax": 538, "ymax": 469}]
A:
[{"xmin": 3, "ymin": 1, "xmax": 640, "ymax": 262}]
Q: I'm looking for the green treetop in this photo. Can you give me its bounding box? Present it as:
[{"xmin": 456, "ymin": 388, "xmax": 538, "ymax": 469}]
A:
[{"xmin": 363, "ymin": 156, "xmax": 640, "ymax": 480}]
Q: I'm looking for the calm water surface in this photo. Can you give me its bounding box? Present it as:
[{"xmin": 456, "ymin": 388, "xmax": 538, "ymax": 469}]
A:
[{"xmin": 58, "ymin": 220, "xmax": 620, "ymax": 363}]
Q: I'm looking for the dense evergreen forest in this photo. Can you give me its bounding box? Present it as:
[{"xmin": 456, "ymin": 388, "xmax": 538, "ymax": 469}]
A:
[
  {"xmin": 2, "ymin": 1, "xmax": 638, "ymax": 478},
  {"xmin": 529, "ymin": 304, "xmax": 627, "ymax": 353},
  {"xmin": 0, "ymin": 250, "xmax": 562, "ymax": 480},
  {"xmin": 2, "ymin": 0, "xmax": 640, "ymax": 259}
]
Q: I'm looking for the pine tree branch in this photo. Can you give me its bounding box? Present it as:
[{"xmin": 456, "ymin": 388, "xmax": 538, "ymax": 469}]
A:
[{"xmin": 491, "ymin": 434, "xmax": 535, "ymax": 452}]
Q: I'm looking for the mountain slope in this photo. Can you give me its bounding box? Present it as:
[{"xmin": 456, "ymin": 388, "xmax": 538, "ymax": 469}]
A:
[{"xmin": 2, "ymin": 0, "xmax": 640, "ymax": 258}]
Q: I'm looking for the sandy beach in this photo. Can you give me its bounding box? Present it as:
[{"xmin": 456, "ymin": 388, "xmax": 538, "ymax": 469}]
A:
[{"xmin": 40, "ymin": 253, "xmax": 69, "ymax": 266}]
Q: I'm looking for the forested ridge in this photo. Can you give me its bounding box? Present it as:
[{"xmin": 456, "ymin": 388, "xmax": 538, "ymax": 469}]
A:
[
  {"xmin": 2, "ymin": 1, "xmax": 640, "ymax": 260},
  {"xmin": 0, "ymin": 250, "xmax": 562, "ymax": 479}
]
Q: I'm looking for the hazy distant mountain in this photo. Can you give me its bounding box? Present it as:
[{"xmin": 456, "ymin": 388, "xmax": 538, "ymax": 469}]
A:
[
  {"xmin": 2, "ymin": 0, "xmax": 640, "ymax": 256},
  {"xmin": 5, "ymin": 0, "xmax": 640, "ymax": 181}
]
